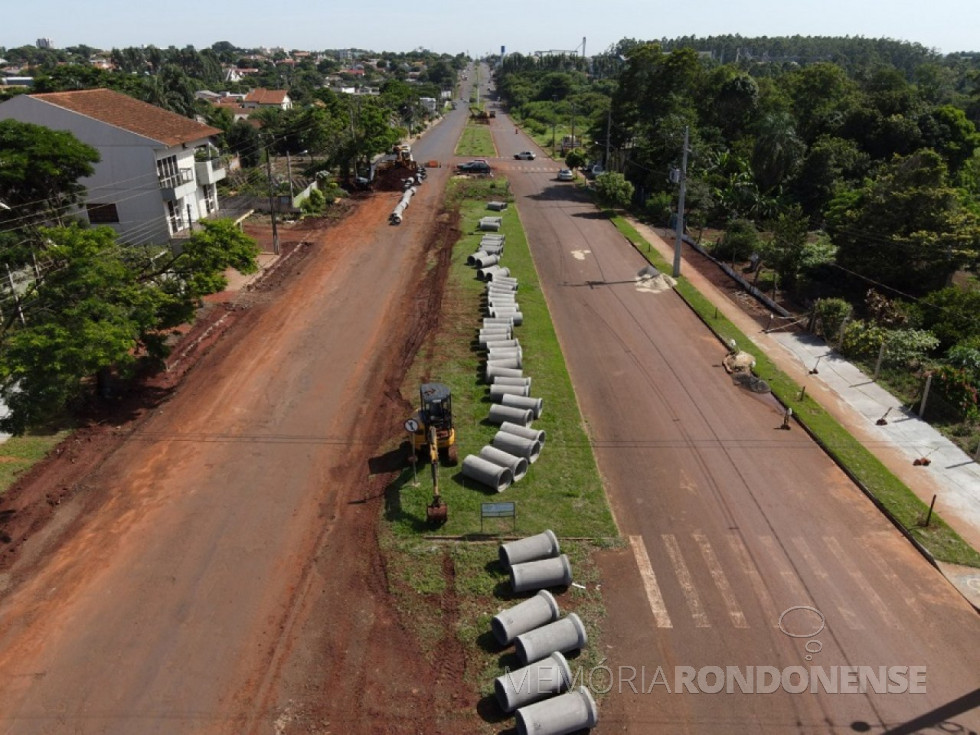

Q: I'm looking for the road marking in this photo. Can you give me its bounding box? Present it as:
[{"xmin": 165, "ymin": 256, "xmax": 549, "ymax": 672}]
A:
[
  {"xmin": 629, "ymin": 535, "xmax": 672, "ymax": 628},
  {"xmin": 823, "ymin": 536, "xmax": 901, "ymax": 629},
  {"xmin": 862, "ymin": 533, "xmax": 925, "ymax": 617},
  {"xmin": 694, "ymin": 532, "xmax": 748, "ymax": 628},
  {"xmin": 758, "ymin": 534, "xmax": 813, "ymax": 606},
  {"xmin": 570, "ymin": 249, "xmax": 591, "ymax": 261},
  {"xmin": 792, "ymin": 537, "xmax": 863, "ymax": 630},
  {"xmin": 727, "ymin": 534, "xmax": 780, "ymax": 626},
  {"xmin": 662, "ymin": 534, "xmax": 710, "ymax": 627}
]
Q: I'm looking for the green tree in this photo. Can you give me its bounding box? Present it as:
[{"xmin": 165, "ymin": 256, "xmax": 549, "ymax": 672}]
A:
[
  {"xmin": 760, "ymin": 204, "xmax": 810, "ymax": 290},
  {"xmin": 827, "ymin": 149, "xmax": 980, "ymax": 294},
  {"xmin": 593, "ymin": 171, "xmax": 634, "ymax": 209},
  {"xmin": 0, "ymin": 119, "xmax": 100, "ymax": 232}
]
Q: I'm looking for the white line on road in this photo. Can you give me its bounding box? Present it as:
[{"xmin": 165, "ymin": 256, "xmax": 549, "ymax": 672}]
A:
[
  {"xmin": 693, "ymin": 532, "xmax": 748, "ymax": 628},
  {"xmin": 792, "ymin": 537, "xmax": 864, "ymax": 630},
  {"xmin": 823, "ymin": 535, "xmax": 901, "ymax": 629},
  {"xmin": 662, "ymin": 534, "xmax": 710, "ymax": 628},
  {"xmin": 727, "ymin": 534, "xmax": 781, "ymax": 627},
  {"xmin": 630, "ymin": 535, "xmax": 672, "ymax": 628},
  {"xmin": 759, "ymin": 534, "xmax": 813, "ymax": 607}
]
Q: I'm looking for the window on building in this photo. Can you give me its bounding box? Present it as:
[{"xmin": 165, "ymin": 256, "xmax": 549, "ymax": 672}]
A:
[{"xmin": 86, "ymin": 202, "xmax": 120, "ymax": 224}]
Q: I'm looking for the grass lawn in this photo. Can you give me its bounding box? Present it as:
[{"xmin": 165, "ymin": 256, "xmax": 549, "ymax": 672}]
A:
[
  {"xmin": 608, "ymin": 214, "xmax": 980, "ymax": 568},
  {"xmin": 0, "ymin": 431, "xmax": 71, "ymax": 498},
  {"xmin": 455, "ymin": 124, "xmax": 497, "ymax": 158}
]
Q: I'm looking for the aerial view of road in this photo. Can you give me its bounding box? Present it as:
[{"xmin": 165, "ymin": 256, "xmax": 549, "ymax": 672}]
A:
[{"xmin": 0, "ymin": 55, "xmax": 977, "ymax": 735}]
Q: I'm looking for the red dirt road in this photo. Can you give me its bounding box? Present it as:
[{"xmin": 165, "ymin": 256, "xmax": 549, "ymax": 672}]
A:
[{"xmin": 0, "ymin": 181, "xmax": 461, "ymax": 733}]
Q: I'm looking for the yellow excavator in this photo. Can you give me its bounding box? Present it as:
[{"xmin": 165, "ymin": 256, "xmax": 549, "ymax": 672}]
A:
[{"xmin": 409, "ymin": 383, "xmax": 457, "ymax": 523}]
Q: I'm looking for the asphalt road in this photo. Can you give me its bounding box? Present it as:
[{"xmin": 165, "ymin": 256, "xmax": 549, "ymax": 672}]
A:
[{"xmin": 487, "ymin": 108, "xmax": 980, "ymax": 732}]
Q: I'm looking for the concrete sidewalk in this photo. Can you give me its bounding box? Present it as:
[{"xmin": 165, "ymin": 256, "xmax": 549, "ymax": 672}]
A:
[{"xmin": 628, "ymin": 218, "xmax": 980, "ymax": 611}]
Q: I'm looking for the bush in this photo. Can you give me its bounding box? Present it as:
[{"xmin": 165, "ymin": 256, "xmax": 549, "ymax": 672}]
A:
[
  {"xmin": 713, "ymin": 219, "xmax": 759, "ymax": 263},
  {"xmin": 947, "ymin": 342, "xmax": 980, "ymax": 382},
  {"xmin": 841, "ymin": 322, "xmax": 939, "ymax": 367},
  {"xmin": 300, "ymin": 187, "xmax": 326, "ymax": 215},
  {"xmin": 644, "ymin": 191, "xmax": 673, "ymax": 226},
  {"xmin": 813, "ymin": 297, "xmax": 852, "ymax": 341},
  {"xmin": 932, "ymin": 365, "xmax": 980, "ymax": 420}
]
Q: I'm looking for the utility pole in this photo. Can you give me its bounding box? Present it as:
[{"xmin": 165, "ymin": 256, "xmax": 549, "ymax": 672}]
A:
[
  {"xmin": 552, "ymin": 96, "xmax": 558, "ymax": 158},
  {"xmin": 286, "ymin": 150, "xmax": 294, "ymax": 199},
  {"xmin": 604, "ymin": 106, "xmax": 611, "ymax": 170},
  {"xmin": 264, "ymin": 136, "xmax": 280, "ymax": 255},
  {"xmin": 672, "ymin": 126, "xmax": 689, "ymax": 278}
]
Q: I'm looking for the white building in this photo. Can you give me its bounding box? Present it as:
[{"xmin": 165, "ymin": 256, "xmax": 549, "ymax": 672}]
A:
[{"xmin": 0, "ymin": 88, "xmax": 225, "ymax": 244}]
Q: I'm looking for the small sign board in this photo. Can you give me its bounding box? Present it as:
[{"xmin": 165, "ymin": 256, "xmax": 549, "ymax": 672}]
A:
[
  {"xmin": 404, "ymin": 418, "xmax": 420, "ymax": 433},
  {"xmin": 481, "ymin": 501, "xmax": 516, "ymax": 532}
]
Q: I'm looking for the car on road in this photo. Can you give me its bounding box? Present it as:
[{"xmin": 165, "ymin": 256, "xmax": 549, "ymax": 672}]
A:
[
  {"xmin": 456, "ymin": 160, "xmax": 492, "ymax": 174},
  {"xmin": 514, "ymin": 151, "xmax": 536, "ymax": 160},
  {"xmin": 556, "ymin": 168, "xmax": 574, "ymax": 181}
]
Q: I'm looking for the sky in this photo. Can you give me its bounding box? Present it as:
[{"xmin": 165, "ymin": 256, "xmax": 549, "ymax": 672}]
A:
[{"xmin": 2, "ymin": 0, "xmax": 978, "ymax": 57}]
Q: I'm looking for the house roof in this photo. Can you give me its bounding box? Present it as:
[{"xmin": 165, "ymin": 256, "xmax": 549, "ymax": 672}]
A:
[
  {"xmin": 28, "ymin": 88, "xmax": 221, "ymax": 147},
  {"xmin": 244, "ymin": 88, "xmax": 289, "ymax": 105}
]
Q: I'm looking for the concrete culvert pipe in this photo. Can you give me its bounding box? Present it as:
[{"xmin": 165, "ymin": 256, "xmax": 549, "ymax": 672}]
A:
[
  {"xmin": 486, "ymin": 365, "xmax": 524, "ymax": 382},
  {"xmin": 487, "ymin": 290, "xmax": 517, "ymax": 300},
  {"xmin": 502, "ymin": 393, "xmax": 544, "ymax": 419},
  {"xmin": 479, "ymin": 445, "xmax": 528, "ymax": 482},
  {"xmin": 481, "ymin": 233, "xmax": 505, "ymax": 241},
  {"xmin": 491, "ymin": 430, "xmax": 542, "ymax": 463},
  {"xmin": 515, "ymin": 686, "xmax": 598, "ymax": 735},
  {"xmin": 513, "ymin": 610, "xmax": 585, "ymax": 664},
  {"xmin": 493, "ymin": 376, "xmax": 531, "ymax": 388},
  {"xmin": 486, "ymin": 267, "xmax": 511, "ymax": 281},
  {"xmin": 490, "ymin": 308, "xmax": 524, "ymax": 325},
  {"xmin": 484, "ymin": 339, "xmax": 520, "ymax": 351},
  {"xmin": 499, "ymin": 529, "xmax": 560, "ymax": 570},
  {"xmin": 486, "ymin": 356, "xmax": 521, "ymax": 373},
  {"xmin": 461, "ymin": 454, "xmax": 514, "ymax": 493},
  {"xmin": 488, "ymin": 297, "xmax": 518, "ymax": 308},
  {"xmin": 479, "ymin": 331, "xmax": 512, "ymax": 346},
  {"xmin": 467, "ymin": 250, "xmax": 490, "ymax": 266},
  {"xmin": 483, "ymin": 317, "xmax": 514, "ymax": 327},
  {"xmin": 482, "ymin": 243, "xmax": 504, "ymax": 255},
  {"xmin": 500, "ymin": 421, "xmax": 546, "ymax": 447},
  {"xmin": 488, "ymin": 404, "xmax": 534, "ymax": 427},
  {"xmin": 474, "ymin": 253, "xmax": 500, "ymax": 268},
  {"xmin": 495, "ymin": 651, "xmax": 572, "ymax": 713},
  {"xmin": 491, "ymin": 589, "xmax": 561, "ymax": 646},
  {"xmin": 490, "ymin": 384, "xmax": 530, "ymax": 400},
  {"xmin": 493, "ymin": 274, "xmax": 518, "ymax": 285},
  {"xmin": 487, "ymin": 347, "xmax": 522, "ymax": 361},
  {"xmin": 478, "ymin": 265, "xmax": 503, "ymax": 281}
]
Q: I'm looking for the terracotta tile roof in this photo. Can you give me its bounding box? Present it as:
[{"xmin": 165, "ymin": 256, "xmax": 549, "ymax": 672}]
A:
[
  {"xmin": 29, "ymin": 88, "xmax": 221, "ymax": 147},
  {"xmin": 244, "ymin": 88, "xmax": 289, "ymax": 105}
]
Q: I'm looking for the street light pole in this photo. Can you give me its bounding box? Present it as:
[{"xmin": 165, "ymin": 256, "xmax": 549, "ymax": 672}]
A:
[{"xmin": 672, "ymin": 126, "xmax": 689, "ymax": 278}]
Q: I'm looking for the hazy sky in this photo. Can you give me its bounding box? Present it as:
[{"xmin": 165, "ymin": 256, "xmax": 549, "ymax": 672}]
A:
[{"xmin": 2, "ymin": 0, "xmax": 977, "ymax": 56}]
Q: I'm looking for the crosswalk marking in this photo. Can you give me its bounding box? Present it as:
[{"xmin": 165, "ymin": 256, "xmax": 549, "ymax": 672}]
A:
[
  {"xmin": 727, "ymin": 533, "xmax": 780, "ymax": 626},
  {"xmin": 662, "ymin": 534, "xmax": 711, "ymax": 627},
  {"xmin": 792, "ymin": 537, "xmax": 864, "ymax": 630},
  {"xmin": 759, "ymin": 534, "xmax": 814, "ymax": 606},
  {"xmin": 823, "ymin": 536, "xmax": 901, "ymax": 629},
  {"xmin": 862, "ymin": 533, "xmax": 926, "ymax": 617},
  {"xmin": 630, "ymin": 535, "xmax": 673, "ymax": 628},
  {"xmin": 693, "ymin": 532, "xmax": 748, "ymax": 628}
]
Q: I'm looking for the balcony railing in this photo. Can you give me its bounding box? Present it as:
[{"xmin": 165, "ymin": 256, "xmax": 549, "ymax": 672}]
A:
[{"xmin": 158, "ymin": 168, "xmax": 194, "ymax": 189}]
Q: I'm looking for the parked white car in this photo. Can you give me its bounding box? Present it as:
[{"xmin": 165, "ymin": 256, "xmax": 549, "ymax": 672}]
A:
[{"xmin": 557, "ymin": 169, "xmax": 574, "ymax": 181}]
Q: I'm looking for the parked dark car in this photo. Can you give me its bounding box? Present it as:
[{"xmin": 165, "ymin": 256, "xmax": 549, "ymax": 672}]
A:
[{"xmin": 456, "ymin": 160, "xmax": 492, "ymax": 174}]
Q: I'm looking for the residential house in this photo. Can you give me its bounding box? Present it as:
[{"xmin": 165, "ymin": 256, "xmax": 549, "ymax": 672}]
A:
[
  {"xmin": 243, "ymin": 88, "xmax": 292, "ymax": 111},
  {"xmin": 0, "ymin": 88, "xmax": 226, "ymax": 244}
]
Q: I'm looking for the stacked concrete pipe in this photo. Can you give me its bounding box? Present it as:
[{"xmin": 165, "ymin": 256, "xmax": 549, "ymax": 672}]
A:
[
  {"xmin": 486, "ymin": 364, "xmax": 524, "ymax": 382},
  {"xmin": 479, "ymin": 331, "xmax": 512, "ymax": 346},
  {"xmin": 502, "ymin": 393, "xmax": 544, "ymax": 419},
  {"xmin": 487, "ymin": 347, "xmax": 522, "ymax": 364},
  {"xmin": 486, "ymin": 356, "xmax": 521, "ymax": 373},
  {"xmin": 513, "ymin": 611, "xmax": 586, "ymax": 664},
  {"xmin": 499, "ymin": 529, "xmax": 560, "ymax": 569},
  {"xmin": 467, "ymin": 250, "xmax": 490, "ymax": 265},
  {"xmin": 482, "ymin": 242, "xmax": 504, "ymax": 255},
  {"xmin": 483, "ymin": 338, "xmax": 520, "ymax": 351},
  {"xmin": 515, "ymin": 686, "xmax": 598, "ymax": 735},
  {"xmin": 510, "ymin": 555, "xmax": 574, "ymax": 596},
  {"xmin": 491, "ymin": 589, "xmax": 561, "ymax": 645},
  {"xmin": 494, "ymin": 376, "xmax": 531, "ymax": 388},
  {"xmin": 489, "ymin": 307, "xmax": 524, "ymax": 324},
  {"xmin": 490, "ymin": 383, "xmax": 530, "ymax": 400},
  {"xmin": 478, "ymin": 265, "xmax": 512, "ymax": 281},
  {"xmin": 488, "ymin": 404, "xmax": 533, "ymax": 426},
  {"xmin": 479, "ymin": 445, "xmax": 528, "ymax": 482},
  {"xmin": 499, "ymin": 421, "xmax": 546, "ymax": 447},
  {"xmin": 479, "ymin": 216, "xmax": 502, "ymax": 231},
  {"xmin": 461, "ymin": 455, "xmax": 514, "ymax": 492},
  {"xmin": 495, "ymin": 651, "xmax": 572, "ymax": 713},
  {"xmin": 492, "ymin": 429, "xmax": 542, "ymax": 463},
  {"xmin": 473, "ymin": 253, "xmax": 500, "ymax": 268}
]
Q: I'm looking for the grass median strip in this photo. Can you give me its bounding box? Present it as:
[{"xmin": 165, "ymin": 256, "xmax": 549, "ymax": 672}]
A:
[
  {"xmin": 608, "ymin": 213, "xmax": 980, "ymax": 568},
  {"xmin": 455, "ymin": 124, "xmax": 497, "ymax": 158},
  {"xmin": 380, "ymin": 178, "xmax": 618, "ymax": 729}
]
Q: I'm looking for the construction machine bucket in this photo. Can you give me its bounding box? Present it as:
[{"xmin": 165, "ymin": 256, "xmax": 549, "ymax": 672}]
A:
[{"xmin": 426, "ymin": 498, "xmax": 448, "ymax": 524}]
